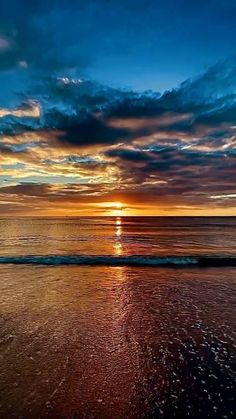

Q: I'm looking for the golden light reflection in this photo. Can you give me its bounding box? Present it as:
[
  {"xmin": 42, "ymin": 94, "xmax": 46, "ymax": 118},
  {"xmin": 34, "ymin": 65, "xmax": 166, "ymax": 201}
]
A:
[
  {"xmin": 113, "ymin": 217, "xmax": 125, "ymax": 282},
  {"xmin": 116, "ymin": 216, "xmax": 122, "ymax": 232},
  {"xmin": 114, "ymin": 216, "xmax": 123, "ymax": 255},
  {"xmin": 113, "ymin": 266, "xmax": 126, "ymax": 282}
]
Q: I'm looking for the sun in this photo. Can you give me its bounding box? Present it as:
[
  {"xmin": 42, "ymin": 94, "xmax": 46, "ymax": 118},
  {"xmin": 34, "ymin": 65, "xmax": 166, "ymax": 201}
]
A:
[
  {"xmin": 114, "ymin": 202, "xmax": 123, "ymax": 210},
  {"xmin": 97, "ymin": 201, "xmax": 125, "ymax": 216},
  {"xmin": 111, "ymin": 202, "xmax": 124, "ymax": 216},
  {"xmin": 112, "ymin": 202, "xmax": 124, "ymax": 216}
]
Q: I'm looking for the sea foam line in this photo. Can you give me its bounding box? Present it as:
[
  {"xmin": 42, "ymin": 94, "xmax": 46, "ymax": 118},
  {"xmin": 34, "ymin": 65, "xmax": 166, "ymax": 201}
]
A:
[{"xmin": 0, "ymin": 255, "xmax": 236, "ymax": 267}]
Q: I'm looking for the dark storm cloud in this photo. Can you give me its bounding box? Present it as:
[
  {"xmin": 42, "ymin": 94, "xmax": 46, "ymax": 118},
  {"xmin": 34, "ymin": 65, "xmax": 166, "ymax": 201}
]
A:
[
  {"xmin": 107, "ymin": 93, "xmax": 162, "ymax": 118},
  {"xmin": 1, "ymin": 56, "xmax": 235, "ymax": 142},
  {"xmin": 102, "ymin": 56, "xmax": 236, "ymax": 118},
  {"xmin": 55, "ymin": 57, "xmax": 236, "ymax": 145},
  {"xmin": 39, "ymin": 78, "xmax": 126, "ymax": 108},
  {"xmin": 52, "ymin": 114, "xmax": 130, "ymax": 147},
  {"xmin": 36, "ymin": 90, "xmax": 132, "ymax": 145},
  {"xmin": 105, "ymin": 146, "xmax": 236, "ymax": 176},
  {"xmin": 104, "ymin": 145, "xmax": 236, "ymax": 207},
  {"xmin": 106, "ymin": 148, "xmax": 153, "ymax": 162}
]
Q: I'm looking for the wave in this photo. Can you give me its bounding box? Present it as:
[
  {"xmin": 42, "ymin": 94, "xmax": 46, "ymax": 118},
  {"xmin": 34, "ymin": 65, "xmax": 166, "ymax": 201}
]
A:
[{"xmin": 0, "ymin": 255, "xmax": 236, "ymax": 267}]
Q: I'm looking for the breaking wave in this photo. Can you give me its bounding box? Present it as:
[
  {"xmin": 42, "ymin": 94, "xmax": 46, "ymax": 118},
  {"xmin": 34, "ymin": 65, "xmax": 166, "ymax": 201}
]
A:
[{"xmin": 0, "ymin": 255, "xmax": 236, "ymax": 267}]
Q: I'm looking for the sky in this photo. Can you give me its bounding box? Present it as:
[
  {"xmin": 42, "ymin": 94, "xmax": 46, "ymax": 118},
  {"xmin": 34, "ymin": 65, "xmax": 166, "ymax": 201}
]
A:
[{"xmin": 0, "ymin": 0, "xmax": 236, "ymax": 216}]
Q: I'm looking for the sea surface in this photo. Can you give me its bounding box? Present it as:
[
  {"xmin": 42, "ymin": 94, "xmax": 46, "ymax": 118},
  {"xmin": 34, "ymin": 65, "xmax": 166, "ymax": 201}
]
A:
[{"xmin": 0, "ymin": 217, "xmax": 235, "ymax": 418}]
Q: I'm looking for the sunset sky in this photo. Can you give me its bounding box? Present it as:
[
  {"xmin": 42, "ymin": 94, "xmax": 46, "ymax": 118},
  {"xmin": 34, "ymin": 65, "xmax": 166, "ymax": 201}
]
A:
[{"xmin": 0, "ymin": 0, "xmax": 236, "ymax": 216}]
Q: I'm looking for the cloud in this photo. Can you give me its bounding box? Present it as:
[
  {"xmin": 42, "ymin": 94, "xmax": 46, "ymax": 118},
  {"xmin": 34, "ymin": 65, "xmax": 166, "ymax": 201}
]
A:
[
  {"xmin": 0, "ymin": 1, "xmax": 89, "ymax": 74},
  {"xmin": 41, "ymin": 108, "xmax": 131, "ymax": 147},
  {"xmin": 0, "ymin": 100, "xmax": 40, "ymax": 118},
  {"xmin": 0, "ymin": 35, "xmax": 11, "ymax": 51},
  {"xmin": 0, "ymin": 56, "xmax": 236, "ymax": 214}
]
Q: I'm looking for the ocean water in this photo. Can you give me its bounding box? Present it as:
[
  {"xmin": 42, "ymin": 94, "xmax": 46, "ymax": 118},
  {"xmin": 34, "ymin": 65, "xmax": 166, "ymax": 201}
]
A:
[{"xmin": 0, "ymin": 217, "xmax": 235, "ymax": 418}]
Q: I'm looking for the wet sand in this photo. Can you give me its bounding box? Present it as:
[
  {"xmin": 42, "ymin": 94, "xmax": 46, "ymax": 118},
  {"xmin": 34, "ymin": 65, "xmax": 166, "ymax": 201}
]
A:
[{"xmin": 0, "ymin": 265, "xmax": 235, "ymax": 418}]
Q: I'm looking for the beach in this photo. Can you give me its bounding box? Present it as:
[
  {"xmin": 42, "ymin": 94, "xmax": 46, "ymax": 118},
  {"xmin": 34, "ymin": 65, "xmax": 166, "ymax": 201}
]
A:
[{"xmin": 0, "ymin": 217, "xmax": 235, "ymax": 418}]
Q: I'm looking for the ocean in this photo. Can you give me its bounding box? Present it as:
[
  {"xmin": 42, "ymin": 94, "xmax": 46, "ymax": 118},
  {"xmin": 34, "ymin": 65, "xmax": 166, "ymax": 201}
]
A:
[{"xmin": 0, "ymin": 217, "xmax": 235, "ymax": 418}]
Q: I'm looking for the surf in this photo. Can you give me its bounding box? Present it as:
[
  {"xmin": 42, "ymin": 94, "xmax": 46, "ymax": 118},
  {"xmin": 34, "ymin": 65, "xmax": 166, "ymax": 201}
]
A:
[{"xmin": 0, "ymin": 255, "xmax": 236, "ymax": 267}]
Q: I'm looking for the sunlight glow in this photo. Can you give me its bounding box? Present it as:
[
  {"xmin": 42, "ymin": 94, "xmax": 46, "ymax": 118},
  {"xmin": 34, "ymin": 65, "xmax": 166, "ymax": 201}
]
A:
[
  {"xmin": 97, "ymin": 201, "xmax": 126, "ymax": 216},
  {"xmin": 114, "ymin": 202, "xmax": 123, "ymax": 210},
  {"xmin": 114, "ymin": 217, "xmax": 122, "ymax": 255}
]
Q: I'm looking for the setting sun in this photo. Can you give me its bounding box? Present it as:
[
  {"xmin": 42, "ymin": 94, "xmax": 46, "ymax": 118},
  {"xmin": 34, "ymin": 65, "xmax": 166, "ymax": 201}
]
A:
[
  {"xmin": 111, "ymin": 202, "xmax": 124, "ymax": 216},
  {"xmin": 96, "ymin": 201, "xmax": 126, "ymax": 216},
  {"xmin": 114, "ymin": 202, "xmax": 123, "ymax": 210}
]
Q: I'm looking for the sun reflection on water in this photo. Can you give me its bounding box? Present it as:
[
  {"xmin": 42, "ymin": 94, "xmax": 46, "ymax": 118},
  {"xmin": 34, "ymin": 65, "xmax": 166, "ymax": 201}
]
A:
[
  {"xmin": 114, "ymin": 217, "xmax": 122, "ymax": 255},
  {"xmin": 114, "ymin": 217, "xmax": 126, "ymax": 282}
]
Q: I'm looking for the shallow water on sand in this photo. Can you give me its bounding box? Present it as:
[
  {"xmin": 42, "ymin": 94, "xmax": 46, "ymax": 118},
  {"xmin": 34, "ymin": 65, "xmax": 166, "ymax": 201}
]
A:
[{"xmin": 0, "ymin": 218, "xmax": 235, "ymax": 418}]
